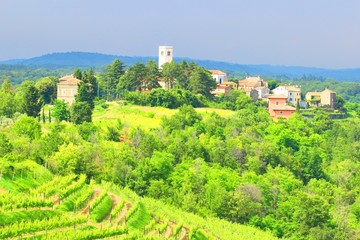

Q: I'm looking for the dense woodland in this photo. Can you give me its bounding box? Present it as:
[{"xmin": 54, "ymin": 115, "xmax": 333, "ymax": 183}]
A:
[{"xmin": 1, "ymin": 59, "xmax": 360, "ymax": 239}]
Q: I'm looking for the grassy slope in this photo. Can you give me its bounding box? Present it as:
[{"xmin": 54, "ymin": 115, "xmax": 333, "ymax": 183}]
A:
[{"xmin": 92, "ymin": 102, "xmax": 235, "ymax": 130}]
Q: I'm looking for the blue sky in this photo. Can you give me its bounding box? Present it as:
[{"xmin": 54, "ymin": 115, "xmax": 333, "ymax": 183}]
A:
[{"xmin": 1, "ymin": 0, "xmax": 359, "ymax": 68}]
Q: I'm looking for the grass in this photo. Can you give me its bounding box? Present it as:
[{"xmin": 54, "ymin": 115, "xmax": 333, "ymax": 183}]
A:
[{"xmin": 92, "ymin": 102, "xmax": 234, "ymax": 130}]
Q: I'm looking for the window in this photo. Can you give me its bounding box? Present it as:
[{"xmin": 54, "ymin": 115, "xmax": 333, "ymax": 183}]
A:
[
  {"xmin": 276, "ymin": 101, "xmax": 279, "ymax": 105},
  {"xmin": 289, "ymin": 98, "xmax": 293, "ymax": 101},
  {"xmin": 290, "ymin": 92, "xmax": 292, "ymax": 95},
  {"xmin": 161, "ymin": 51, "xmax": 164, "ymax": 56},
  {"xmin": 71, "ymin": 89, "xmax": 75, "ymax": 96},
  {"xmin": 167, "ymin": 51, "xmax": 171, "ymax": 56},
  {"xmin": 61, "ymin": 88, "xmax": 66, "ymax": 95},
  {"xmin": 280, "ymin": 111, "xmax": 283, "ymax": 114}
]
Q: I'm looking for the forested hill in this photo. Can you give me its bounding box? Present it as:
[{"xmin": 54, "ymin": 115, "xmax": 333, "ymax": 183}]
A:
[{"xmin": 1, "ymin": 51, "xmax": 360, "ymax": 81}]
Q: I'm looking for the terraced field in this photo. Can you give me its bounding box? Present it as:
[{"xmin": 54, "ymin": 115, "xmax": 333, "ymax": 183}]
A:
[{"xmin": 0, "ymin": 166, "xmax": 277, "ymax": 240}]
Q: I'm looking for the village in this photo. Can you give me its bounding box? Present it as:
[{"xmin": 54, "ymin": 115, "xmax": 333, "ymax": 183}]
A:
[{"xmin": 57, "ymin": 46, "xmax": 338, "ymax": 119}]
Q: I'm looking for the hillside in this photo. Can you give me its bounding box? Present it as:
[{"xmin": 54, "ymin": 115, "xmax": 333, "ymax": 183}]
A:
[
  {"xmin": 1, "ymin": 52, "xmax": 360, "ymax": 81},
  {"xmin": 0, "ymin": 162, "xmax": 277, "ymax": 240}
]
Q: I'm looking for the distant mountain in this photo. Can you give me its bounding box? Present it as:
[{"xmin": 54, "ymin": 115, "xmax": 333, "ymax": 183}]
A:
[{"xmin": 1, "ymin": 51, "xmax": 360, "ymax": 81}]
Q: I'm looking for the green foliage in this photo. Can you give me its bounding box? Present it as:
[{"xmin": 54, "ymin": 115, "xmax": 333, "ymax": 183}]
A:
[
  {"xmin": 161, "ymin": 105, "xmax": 202, "ymax": 132},
  {"xmin": 52, "ymin": 100, "xmax": 70, "ymax": 122},
  {"xmin": 71, "ymin": 101, "xmax": 92, "ymax": 124},
  {"xmin": 102, "ymin": 59, "xmax": 126, "ymax": 100},
  {"xmin": 90, "ymin": 194, "xmax": 113, "ymax": 222},
  {"xmin": 125, "ymin": 88, "xmax": 205, "ymax": 109},
  {"xmin": 0, "ymin": 132, "xmax": 12, "ymax": 157},
  {"xmin": 0, "ymin": 210, "xmax": 58, "ymax": 225},
  {"xmin": 188, "ymin": 66, "xmax": 216, "ymax": 98},
  {"xmin": 21, "ymin": 82, "xmax": 42, "ymax": 117},
  {"xmin": 35, "ymin": 76, "xmax": 57, "ymax": 104},
  {"xmin": 13, "ymin": 115, "xmax": 41, "ymax": 139}
]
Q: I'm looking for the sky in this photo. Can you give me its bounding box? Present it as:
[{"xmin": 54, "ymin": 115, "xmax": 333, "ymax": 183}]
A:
[{"xmin": 0, "ymin": 0, "xmax": 359, "ymax": 69}]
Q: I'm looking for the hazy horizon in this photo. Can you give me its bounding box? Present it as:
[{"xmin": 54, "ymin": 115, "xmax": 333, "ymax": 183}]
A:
[{"xmin": 1, "ymin": 0, "xmax": 359, "ymax": 69}]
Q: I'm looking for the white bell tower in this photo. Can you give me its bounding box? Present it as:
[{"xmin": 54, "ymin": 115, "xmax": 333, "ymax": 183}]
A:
[{"xmin": 158, "ymin": 46, "xmax": 173, "ymax": 69}]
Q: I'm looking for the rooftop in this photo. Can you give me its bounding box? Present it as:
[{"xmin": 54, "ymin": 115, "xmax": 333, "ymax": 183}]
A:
[
  {"xmin": 272, "ymin": 105, "xmax": 296, "ymax": 111},
  {"xmin": 275, "ymin": 85, "xmax": 301, "ymax": 91},
  {"xmin": 266, "ymin": 94, "xmax": 288, "ymax": 99},
  {"xmin": 209, "ymin": 70, "xmax": 226, "ymax": 75},
  {"xmin": 58, "ymin": 75, "xmax": 81, "ymax": 85}
]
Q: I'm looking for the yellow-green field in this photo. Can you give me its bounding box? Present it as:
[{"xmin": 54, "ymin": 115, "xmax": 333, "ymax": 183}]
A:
[{"xmin": 93, "ymin": 102, "xmax": 235, "ymax": 130}]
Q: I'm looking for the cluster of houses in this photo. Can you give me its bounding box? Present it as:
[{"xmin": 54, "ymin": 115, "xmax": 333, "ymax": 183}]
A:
[
  {"xmin": 56, "ymin": 45, "xmax": 337, "ymax": 119},
  {"xmin": 209, "ymin": 71, "xmax": 337, "ymax": 119}
]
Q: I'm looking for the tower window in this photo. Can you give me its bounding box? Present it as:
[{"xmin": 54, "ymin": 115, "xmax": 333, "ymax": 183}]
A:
[
  {"xmin": 161, "ymin": 51, "xmax": 164, "ymax": 56},
  {"xmin": 167, "ymin": 51, "xmax": 171, "ymax": 56}
]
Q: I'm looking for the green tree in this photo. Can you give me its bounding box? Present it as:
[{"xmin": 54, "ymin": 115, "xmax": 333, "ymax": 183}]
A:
[
  {"xmin": 118, "ymin": 63, "xmax": 146, "ymax": 93},
  {"xmin": 73, "ymin": 68, "xmax": 83, "ymax": 80},
  {"xmin": 1, "ymin": 78, "xmax": 13, "ymax": 93},
  {"xmin": 13, "ymin": 115, "xmax": 41, "ymax": 139},
  {"xmin": 144, "ymin": 60, "xmax": 161, "ymax": 90},
  {"xmin": 23, "ymin": 84, "xmax": 42, "ymax": 117},
  {"xmin": 52, "ymin": 100, "xmax": 69, "ymax": 122},
  {"xmin": 35, "ymin": 77, "xmax": 57, "ymax": 104},
  {"xmin": 131, "ymin": 151, "xmax": 175, "ymax": 195},
  {"xmin": 188, "ymin": 67, "xmax": 216, "ymax": 98},
  {"xmin": 335, "ymin": 95, "xmax": 345, "ymax": 110},
  {"xmin": 104, "ymin": 59, "xmax": 126, "ymax": 99},
  {"xmin": 75, "ymin": 69, "xmax": 96, "ymax": 109},
  {"xmin": 162, "ymin": 61, "xmax": 179, "ymax": 90},
  {"xmin": 227, "ymin": 184, "xmax": 263, "ymax": 223},
  {"xmin": 0, "ymin": 133, "xmax": 12, "ymax": 157},
  {"xmin": 71, "ymin": 101, "xmax": 92, "ymax": 124}
]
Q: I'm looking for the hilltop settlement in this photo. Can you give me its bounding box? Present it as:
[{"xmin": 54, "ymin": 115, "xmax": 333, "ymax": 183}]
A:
[{"xmin": 56, "ymin": 46, "xmax": 338, "ymax": 120}]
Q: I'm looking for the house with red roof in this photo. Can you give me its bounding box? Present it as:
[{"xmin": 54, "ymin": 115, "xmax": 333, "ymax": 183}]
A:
[{"xmin": 238, "ymin": 76, "xmax": 269, "ymax": 99}]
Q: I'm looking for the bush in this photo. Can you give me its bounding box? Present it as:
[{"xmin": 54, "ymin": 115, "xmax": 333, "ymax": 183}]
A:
[{"xmin": 124, "ymin": 88, "xmax": 205, "ymax": 109}]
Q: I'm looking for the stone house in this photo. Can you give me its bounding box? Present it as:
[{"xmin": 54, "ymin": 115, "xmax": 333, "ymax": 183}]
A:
[
  {"xmin": 57, "ymin": 75, "xmax": 81, "ymax": 105},
  {"xmin": 305, "ymin": 89, "xmax": 336, "ymax": 108}
]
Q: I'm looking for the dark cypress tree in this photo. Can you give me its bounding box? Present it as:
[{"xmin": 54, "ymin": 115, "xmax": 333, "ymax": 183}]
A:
[{"xmin": 23, "ymin": 85, "xmax": 42, "ymax": 117}]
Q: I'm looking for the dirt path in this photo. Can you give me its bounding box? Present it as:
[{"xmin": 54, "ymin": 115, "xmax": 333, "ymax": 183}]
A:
[
  {"xmin": 81, "ymin": 187, "xmax": 101, "ymax": 215},
  {"xmin": 0, "ymin": 187, "xmax": 8, "ymax": 194},
  {"xmin": 163, "ymin": 220, "xmax": 176, "ymax": 238},
  {"xmin": 114, "ymin": 201, "xmax": 133, "ymax": 226},
  {"xmin": 179, "ymin": 226, "xmax": 189, "ymax": 240}
]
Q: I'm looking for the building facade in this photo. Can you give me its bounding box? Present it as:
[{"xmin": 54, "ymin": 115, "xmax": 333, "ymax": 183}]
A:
[
  {"xmin": 305, "ymin": 89, "xmax": 336, "ymax": 108},
  {"xmin": 57, "ymin": 75, "xmax": 81, "ymax": 105},
  {"xmin": 209, "ymin": 70, "xmax": 227, "ymax": 84},
  {"xmin": 272, "ymin": 85, "xmax": 301, "ymax": 105},
  {"xmin": 267, "ymin": 94, "xmax": 296, "ymax": 119}
]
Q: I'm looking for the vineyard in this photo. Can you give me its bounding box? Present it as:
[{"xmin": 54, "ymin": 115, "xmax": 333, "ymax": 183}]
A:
[{"xmin": 0, "ymin": 163, "xmax": 277, "ymax": 240}]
